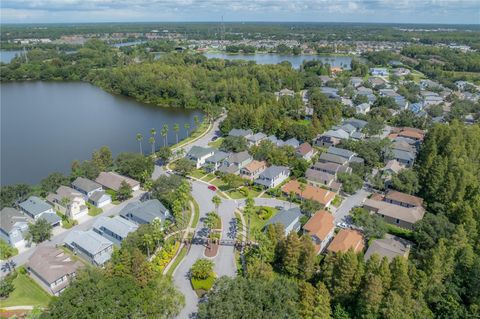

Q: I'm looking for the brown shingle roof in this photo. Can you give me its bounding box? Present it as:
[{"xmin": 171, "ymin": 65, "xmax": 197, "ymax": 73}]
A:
[
  {"xmin": 95, "ymin": 172, "xmax": 140, "ymax": 191},
  {"xmin": 242, "ymin": 160, "xmax": 266, "ymax": 173},
  {"xmin": 296, "ymin": 142, "xmax": 313, "ymax": 156},
  {"xmin": 363, "ymin": 198, "xmax": 425, "ymax": 224},
  {"xmin": 385, "ymin": 190, "xmax": 424, "ymax": 207},
  {"xmin": 303, "ymin": 210, "xmax": 335, "ymax": 241},
  {"xmin": 282, "ymin": 180, "xmax": 336, "ymax": 206},
  {"xmin": 327, "ymin": 229, "xmax": 364, "ymax": 253},
  {"xmin": 27, "ymin": 246, "xmax": 83, "ymax": 287}
]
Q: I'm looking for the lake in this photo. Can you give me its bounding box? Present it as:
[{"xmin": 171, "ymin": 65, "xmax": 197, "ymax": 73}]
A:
[
  {"xmin": 0, "ymin": 50, "xmax": 24, "ymax": 64},
  {"xmin": 203, "ymin": 53, "xmax": 353, "ymax": 69},
  {"xmin": 1, "ymin": 81, "xmax": 202, "ymax": 185}
]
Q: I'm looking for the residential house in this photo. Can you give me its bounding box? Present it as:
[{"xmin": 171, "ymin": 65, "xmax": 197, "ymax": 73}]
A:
[
  {"xmin": 318, "ymin": 153, "xmax": 349, "ymax": 166},
  {"xmin": 323, "ymin": 129, "xmax": 350, "ymax": 140},
  {"xmin": 305, "ymin": 169, "xmax": 335, "ymax": 188},
  {"xmin": 120, "ymin": 199, "xmax": 170, "ymax": 225},
  {"xmin": 370, "ymin": 68, "xmax": 389, "ymax": 76},
  {"xmin": 319, "ymin": 75, "xmax": 332, "ymax": 85},
  {"xmin": 315, "ymin": 135, "xmax": 340, "ymax": 148},
  {"xmin": 255, "ymin": 165, "xmax": 290, "ymax": 188},
  {"xmin": 363, "ymin": 196, "xmax": 425, "ymax": 230},
  {"xmin": 46, "ymin": 186, "xmax": 88, "ymax": 220},
  {"xmin": 93, "ymin": 216, "xmax": 138, "ymax": 246},
  {"xmin": 228, "ymin": 128, "xmax": 253, "ymax": 138},
  {"xmin": 219, "ymin": 151, "xmax": 253, "ymax": 175},
  {"xmin": 246, "ymin": 132, "xmax": 267, "ymax": 146},
  {"xmin": 264, "ymin": 207, "xmax": 302, "ymax": 236},
  {"xmin": 267, "ymin": 135, "xmax": 282, "ymax": 147},
  {"xmin": 0, "ymin": 207, "xmax": 29, "ymax": 247},
  {"xmin": 240, "ymin": 160, "xmax": 267, "ymax": 180},
  {"xmin": 18, "ymin": 196, "xmax": 61, "ymax": 227},
  {"xmin": 303, "ymin": 210, "xmax": 335, "ymax": 254},
  {"xmin": 327, "ymin": 229, "xmax": 365, "ymax": 253},
  {"xmin": 350, "ymin": 77, "xmax": 363, "ymax": 88},
  {"xmin": 275, "ymin": 88, "xmax": 295, "ymax": 98},
  {"xmin": 283, "ymin": 138, "xmax": 300, "ymax": 148},
  {"xmin": 64, "ymin": 230, "xmax": 114, "ymax": 266},
  {"xmin": 384, "ymin": 190, "xmax": 424, "ymax": 208},
  {"xmin": 393, "ymin": 68, "xmax": 411, "ymax": 77},
  {"xmin": 71, "ymin": 177, "xmax": 111, "ymax": 208},
  {"xmin": 282, "ymin": 180, "xmax": 336, "ymax": 208},
  {"xmin": 368, "ymin": 77, "xmax": 387, "ymax": 87},
  {"xmin": 343, "ymin": 118, "xmax": 368, "ymax": 131},
  {"xmin": 204, "ymin": 150, "xmax": 230, "ymax": 172},
  {"xmin": 364, "ymin": 234, "xmax": 412, "ymax": 261},
  {"xmin": 312, "ymin": 161, "xmax": 351, "ymax": 176},
  {"xmin": 95, "ymin": 172, "xmax": 141, "ymax": 192},
  {"xmin": 26, "ymin": 247, "xmax": 83, "ymax": 296},
  {"xmin": 320, "ymin": 87, "xmax": 340, "ymax": 100},
  {"xmin": 296, "ymin": 143, "xmax": 316, "ymax": 161},
  {"xmin": 391, "ymin": 149, "xmax": 415, "ymax": 167},
  {"xmin": 383, "ymin": 160, "xmax": 405, "ymax": 176},
  {"xmin": 327, "ymin": 147, "xmax": 356, "ymax": 161},
  {"xmin": 186, "ymin": 146, "xmax": 215, "ymax": 168},
  {"xmin": 356, "ymin": 103, "xmax": 371, "ymax": 115}
]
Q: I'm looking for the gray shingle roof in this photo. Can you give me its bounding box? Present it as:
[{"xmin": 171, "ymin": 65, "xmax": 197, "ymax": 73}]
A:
[
  {"xmin": 327, "ymin": 146, "xmax": 355, "ymax": 159},
  {"xmin": 206, "ymin": 150, "xmax": 230, "ymax": 163},
  {"xmin": 93, "ymin": 216, "xmax": 138, "ymax": 239},
  {"xmin": 364, "ymin": 234, "xmax": 412, "ymax": 261},
  {"xmin": 228, "ymin": 151, "xmax": 252, "ymax": 164},
  {"xmin": 72, "ymin": 177, "xmax": 102, "ymax": 193},
  {"xmin": 265, "ymin": 207, "xmax": 302, "ymax": 230},
  {"xmin": 64, "ymin": 230, "xmax": 113, "ymax": 255},
  {"xmin": 19, "ymin": 196, "xmax": 52, "ymax": 217},
  {"xmin": 259, "ymin": 165, "xmax": 290, "ymax": 179},
  {"xmin": 284, "ymin": 138, "xmax": 300, "ymax": 148},
  {"xmin": 343, "ymin": 118, "xmax": 368, "ymax": 129},
  {"xmin": 305, "ymin": 169, "xmax": 335, "ymax": 184},
  {"xmin": 187, "ymin": 146, "xmax": 215, "ymax": 159},
  {"xmin": 392, "ymin": 149, "xmax": 415, "ymax": 162},
  {"xmin": 89, "ymin": 190, "xmax": 110, "ymax": 202},
  {"xmin": 319, "ymin": 153, "xmax": 348, "ymax": 165},
  {"xmin": 119, "ymin": 199, "xmax": 169, "ymax": 224},
  {"xmin": 39, "ymin": 212, "xmax": 62, "ymax": 226},
  {"xmin": 0, "ymin": 207, "xmax": 28, "ymax": 233}
]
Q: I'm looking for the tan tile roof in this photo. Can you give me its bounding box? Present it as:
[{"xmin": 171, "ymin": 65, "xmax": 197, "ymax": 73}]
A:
[
  {"xmin": 385, "ymin": 190, "xmax": 424, "ymax": 207},
  {"xmin": 282, "ymin": 180, "xmax": 336, "ymax": 206},
  {"xmin": 327, "ymin": 229, "xmax": 364, "ymax": 253},
  {"xmin": 363, "ymin": 198, "xmax": 425, "ymax": 224},
  {"xmin": 242, "ymin": 160, "xmax": 266, "ymax": 173},
  {"xmin": 303, "ymin": 210, "xmax": 335, "ymax": 241}
]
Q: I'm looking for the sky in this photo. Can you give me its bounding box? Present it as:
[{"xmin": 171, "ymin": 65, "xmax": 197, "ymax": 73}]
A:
[{"xmin": 1, "ymin": 0, "xmax": 479, "ymax": 25}]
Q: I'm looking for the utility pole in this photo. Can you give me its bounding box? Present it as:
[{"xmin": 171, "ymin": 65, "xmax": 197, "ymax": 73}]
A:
[{"xmin": 220, "ymin": 15, "xmax": 225, "ymax": 49}]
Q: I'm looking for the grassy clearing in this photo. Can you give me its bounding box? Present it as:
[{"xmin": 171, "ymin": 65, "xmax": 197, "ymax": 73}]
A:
[
  {"xmin": 247, "ymin": 206, "xmax": 279, "ymax": 240},
  {"xmin": 86, "ymin": 202, "xmax": 103, "ymax": 216},
  {"xmin": 189, "ymin": 168, "xmax": 207, "ymax": 180},
  {"xmin": 386, "ymin": 224, "xmax": 414, "ymax": 241},
  {"xmin": 332, "ymin": 195, "xmax": 343, "ymax": 208},
  {"xmin": 0, "ymin": 240, "xmax": 18, "ymax": 260},
  {"xmin": 2, "ymin": 272, "xmax": 53, "ymax": 307},
  {"xmin": 166, "ymin": 246, "xmax": 188, "ymax": 277},
  {"xmin": 173, "ymin": 121, "xmax": 210, "ymax": 150},
  {"xmin": 208, "ymin": 137, "xmax": 224, "ymax": 149},
  {"xmin": 191, "ymin": 274, "xmax": 216, "ymax": 296},
  {"xmin": 201, "ymin": 173, "xmax": 216, "ymax": 181},
  {"xmin": 191, "ymin": 200, "xmax": 200, "ymax": 228}
]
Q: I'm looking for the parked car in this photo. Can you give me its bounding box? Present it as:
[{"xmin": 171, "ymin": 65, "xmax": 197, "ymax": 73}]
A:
[
  {"xmin": 208, "ymin": 185, "xmax": 217, "ymax": 191},
  {"xmin": 212, "ymin": 136, "xmax": 219, "ymax": 141}
]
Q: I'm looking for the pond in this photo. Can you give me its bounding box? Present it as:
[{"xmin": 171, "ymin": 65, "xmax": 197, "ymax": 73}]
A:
[
  {"xmin": 0, "ymin": 50, "xmax": 24, "ymax": 64},
  {"xmin": 203, "ymin": 53, "xmax": 353, "ymax": 69},
  {"xmin": 1, "ymin": 81, "xmax": 202, "ymax": 185}
]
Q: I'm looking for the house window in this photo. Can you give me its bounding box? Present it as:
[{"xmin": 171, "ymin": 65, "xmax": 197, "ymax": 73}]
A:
[{"xmin": 396, "ymin": 219, "xmax": 400, "ymax": 224}]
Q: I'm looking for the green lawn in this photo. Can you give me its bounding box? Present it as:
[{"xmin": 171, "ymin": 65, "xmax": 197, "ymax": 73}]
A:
[
  {"xmin": 210, "ymin": 178, "xmax": 227, "ymax": 188},
  {"xmin": 189, "ymin": 169, "xmax": 207, "ymax": 179},
  {"xmin": 332, "ymin": 195, "xmax": 343, "ymax": 208},
  {"xmin": 227, "ymin": 189, "xmax": 246, "ymax": 199},
  {"xmin": 191, "ymin": 199, "xmax": 200, "ymax": 228},
  {"xmin": 208, "ymin": 137, "xmax": 224, "ymax": 149},
  {"xmin": 191, "ymin": 274, "xmax": 216, "ymax": 293},
  {"xmin": 86, "ymin": 202, "xmax": 103, "ymax": 216},
  {"xmin": 201, "ymin": 173, "xmax": 216, "ymax": 181},
  {"xmin": 173, "ymin": 120, "xmax": 210, "ymax": 150},
  {"xmin": 247, "ymin": 206, "xmax": 279, "ymax": 240},
  {"xmin": 166, "ymin": 246, "xmax": 188, "ymax": 277},
  {"xmin": 2, "ymin": 273, "xmax": 53, "ymax": 307}
]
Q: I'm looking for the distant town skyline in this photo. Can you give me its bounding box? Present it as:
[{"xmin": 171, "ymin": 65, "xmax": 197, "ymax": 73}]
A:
[{"xmin": 1, "ymin": 0, "xmax": 479, "ymax": 25}]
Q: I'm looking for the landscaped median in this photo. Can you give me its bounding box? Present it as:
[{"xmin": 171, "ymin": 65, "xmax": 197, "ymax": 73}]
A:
[
  {"xmin": 189, "ymin": 259, "xmax": 216, "ymax": 297},
  {"xmin": 171, "ymin": 120, "xmax": 212, "ymax": 151}
]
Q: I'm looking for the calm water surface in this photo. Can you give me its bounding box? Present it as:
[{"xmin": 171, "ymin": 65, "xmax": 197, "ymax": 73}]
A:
[
  {"xmin": 0, "ymin": 51, "xmax": 24, "ymax": 63},
  {"xmin": 204, "ymin": 53, "xmax": 353, "ymax": 69},
  {"xmin": 1, "ymin": 81, "xmax": 202, "ymax": 185}
]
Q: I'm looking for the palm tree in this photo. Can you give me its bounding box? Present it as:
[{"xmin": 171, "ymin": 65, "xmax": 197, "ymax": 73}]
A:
[
  {"xmin": 194, "ymin": 116, "xmax": 200, "ymax": 130},
  {"xmin": 212, "ymin": 195, "xmax": 222, "ymax": 213},
  {"xmin": 299, "ymin": 183, "xmax": 306, "ymax": 202},
  {"xmin": 136, "ymin": 133, "xmax": 143, "ymax": 155},
  {"xmin": 173, "ymin": 123, "xmax": 180, "ymax": 144},
  {"xmin": 184, "ymin": 123, "xmax": 191, "ymax": 137},
  {"xmin": 148, "ymin": 137, "xmax": 155, "ymax": 155},
  {"xmin": 288, "ymin": 191, "xmax": 296, "ymax": 208},
  {"xmin": 161, "ymin": 124, "xmax": 169, "ymax": 147},
  {"xmin": 142, "ymin": 234, "xmax": 153, "ymax": 259},
  {"xmin": 151, "ymin": 219, "xmax": 163, "ymax": 248},
  {"xmin": 150, "ymin": 128, "xmax": 157, "ymax": 153}
]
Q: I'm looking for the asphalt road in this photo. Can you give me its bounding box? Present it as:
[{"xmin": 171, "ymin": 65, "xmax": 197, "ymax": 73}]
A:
[{"xmin": 333, "ymin": 188, "xmax": 370, "ymax": 224}]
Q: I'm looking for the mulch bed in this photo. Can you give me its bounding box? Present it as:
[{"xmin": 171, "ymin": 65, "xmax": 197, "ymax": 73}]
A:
[
  {"xmin": 1, "ymin": 310, "xmax": 29, "ymax": 318},
  {"xmin": 204, "ymin": 242, "xmax": 219, "ymax": 257}
]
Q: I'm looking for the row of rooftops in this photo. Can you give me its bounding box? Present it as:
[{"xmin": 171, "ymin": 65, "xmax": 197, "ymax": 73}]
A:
[{"xmin": 229, "ymin": 128, "xmax": 301, "ymax": 148}]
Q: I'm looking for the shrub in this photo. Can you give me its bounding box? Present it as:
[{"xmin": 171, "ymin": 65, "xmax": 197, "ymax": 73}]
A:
[{"xmin": 191, "ymin": 259, "xmax": 214, "ymax": 280}]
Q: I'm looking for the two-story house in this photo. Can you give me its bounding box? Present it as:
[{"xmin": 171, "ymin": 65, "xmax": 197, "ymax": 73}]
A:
[
  {"xmin": 264, "ymin": 207, "xmax": 303, "ymax": 236},
  {"xmin": 71, "ymin": 177, "xmax": 111, "ymax": 208},
  {"xmin": 240, "ymin": 160, "xmax": 267, "ymax": 180},
  {"xmin": 93, "ymin": 216, "xmax": 138, "ymax": 246},
  {"xmin": 46, "ymin": 186, "xmax": 88, "ymax": 221},
  {"xmin": 0, "ymin": 207, "xmax": 29, "ymax": 248},
  {"xmin": 186, "ymin": 146, "xmax": 216, "ymax": 169},
  {"xmin": 303, "ymin": 210, "xmax": 335, "ymax": 254},
  {"xmin": 18, "ymin": 196, "xmax": 61, "ymax": 227},
  {"xmin": 255, "ymin": 165, "xmax": 290, "ymax": 188},
  {"xmin": 119, "ymin": 199, "xmax": 170, "ymax": 225},
  {"xmin": 64, "ymin": 230, "xmax": 114, "ymax": 266}
]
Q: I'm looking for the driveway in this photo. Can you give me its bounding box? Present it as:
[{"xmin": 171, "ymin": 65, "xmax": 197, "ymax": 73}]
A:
[
  {"xmin": 176, "ymin": 115, "xmax": 225, "ymax": 155},
  {"xmin": 333, "ymin": 188, "xmax": 370, "ymax": 224}
]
